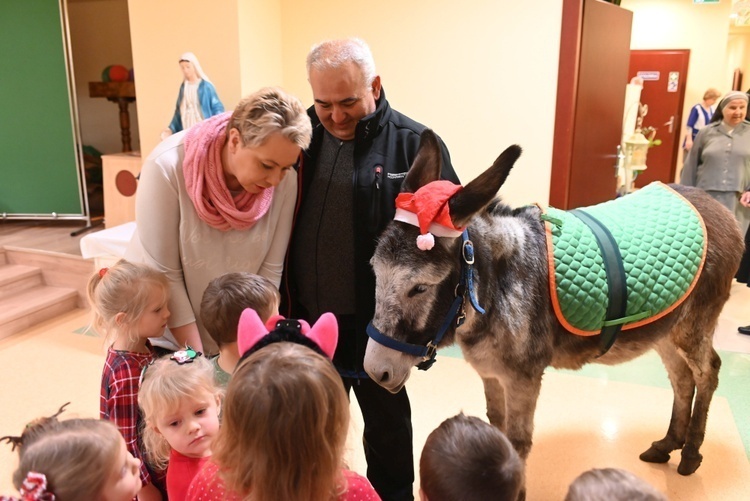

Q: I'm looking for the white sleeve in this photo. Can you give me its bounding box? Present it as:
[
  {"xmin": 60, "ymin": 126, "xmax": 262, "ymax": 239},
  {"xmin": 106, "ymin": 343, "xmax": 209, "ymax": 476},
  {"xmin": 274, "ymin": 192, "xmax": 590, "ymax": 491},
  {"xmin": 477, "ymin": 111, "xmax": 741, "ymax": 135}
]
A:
[
  {"xmin": 129, "ymin": 148, "xmax": 195, "ymax": 327},
  {"xmin": 256, "ymin": 173, "xmax": 297, "ymax": 288}
]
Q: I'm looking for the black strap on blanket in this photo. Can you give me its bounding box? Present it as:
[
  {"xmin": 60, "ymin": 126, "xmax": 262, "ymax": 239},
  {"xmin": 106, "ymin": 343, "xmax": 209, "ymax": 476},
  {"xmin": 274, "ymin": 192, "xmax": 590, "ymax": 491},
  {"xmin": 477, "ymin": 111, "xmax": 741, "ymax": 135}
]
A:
[{"xmin": 569, "ymin": 209, "xmax": 627, "ymax": 355}]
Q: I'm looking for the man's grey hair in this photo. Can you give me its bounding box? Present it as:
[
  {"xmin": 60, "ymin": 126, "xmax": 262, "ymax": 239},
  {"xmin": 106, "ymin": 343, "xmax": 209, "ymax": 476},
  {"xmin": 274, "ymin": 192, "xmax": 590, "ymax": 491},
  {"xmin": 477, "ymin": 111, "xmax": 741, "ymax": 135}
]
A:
[{"xmin": 306, "ymin": 37, "xmax": 377, "ymax": 87}]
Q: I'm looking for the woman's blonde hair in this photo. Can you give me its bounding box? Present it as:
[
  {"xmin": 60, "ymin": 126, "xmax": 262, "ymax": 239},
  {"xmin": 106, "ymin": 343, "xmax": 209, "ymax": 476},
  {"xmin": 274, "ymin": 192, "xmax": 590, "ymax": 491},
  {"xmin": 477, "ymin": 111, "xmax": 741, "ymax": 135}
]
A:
[
  {"xmin": 228, "ymin": 87, "xmax": 312, "ymax": 150},
  {"xmin": 703, "ymin": 88, "xmax": 721, "ymax": 101},
  {"xmin": 138, "ymin": 353, "xmax": 222, "ymax": 470},
  {"xmin": 86, "ymin": 259, "xmax": 169, "ymax": 345},
  {"xmin": 212, "ymin": 342, "xmax": 350, "ymax": 500},
  {"xmin": 11, "ymin": 418, "xmax": 122, "ymax": 500}
]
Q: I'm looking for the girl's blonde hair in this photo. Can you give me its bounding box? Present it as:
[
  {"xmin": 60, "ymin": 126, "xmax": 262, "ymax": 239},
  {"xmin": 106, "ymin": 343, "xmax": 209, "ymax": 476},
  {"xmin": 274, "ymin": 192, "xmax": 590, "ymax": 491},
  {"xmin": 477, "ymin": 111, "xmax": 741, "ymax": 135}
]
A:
[
  {"xmin": 138, "ymin": 353, "xmax": 222, "ymax": 470},
  {"xmin": 212, "ymin": 342, "xmax": 350, "ymax": 501},
  {"xmin": 86, "ymin": 259, "xmax": 169, "ymax": 345},
  {"xmin": 11, "ymin": 418, "xmax": 122, "ymax": 500},
  {"xmin": 228, "ymin": 87, "xmax": 312, "ymax": 150}
]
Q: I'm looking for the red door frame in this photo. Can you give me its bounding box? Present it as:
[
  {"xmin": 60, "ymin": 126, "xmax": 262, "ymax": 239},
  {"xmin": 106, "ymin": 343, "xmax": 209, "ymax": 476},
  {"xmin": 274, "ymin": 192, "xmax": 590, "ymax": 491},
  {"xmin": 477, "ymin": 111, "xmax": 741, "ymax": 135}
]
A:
[{"xmin": 551, "ymin": 0, "xmax": 633, "ymax": 209}]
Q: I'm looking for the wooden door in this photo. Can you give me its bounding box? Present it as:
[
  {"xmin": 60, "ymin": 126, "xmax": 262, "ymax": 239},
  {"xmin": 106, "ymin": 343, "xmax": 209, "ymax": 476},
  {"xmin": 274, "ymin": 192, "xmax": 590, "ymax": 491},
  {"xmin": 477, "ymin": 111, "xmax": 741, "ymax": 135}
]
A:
[
  {"xmin": 551, "ymin": 0, "xmax": 633, "ymax": 209},
  {"xmin": 628, "ymin": 50, "xmax": 690, "ymax": 187}
]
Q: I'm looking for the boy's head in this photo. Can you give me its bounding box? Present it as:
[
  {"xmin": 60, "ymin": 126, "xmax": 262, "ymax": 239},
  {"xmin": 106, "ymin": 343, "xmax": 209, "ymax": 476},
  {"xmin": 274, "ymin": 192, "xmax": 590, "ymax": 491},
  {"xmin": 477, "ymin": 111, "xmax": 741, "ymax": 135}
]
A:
[
  {"xmin": 420, "ymin": 413, "xmax": 524, "ymax": 501},
  {"xmin": 200, "ymin": 272, "xmax": 280, "ymax": 348},
  {"xmin": 565, "ymin": 467, "xmax": 667, "ymax": 501}
]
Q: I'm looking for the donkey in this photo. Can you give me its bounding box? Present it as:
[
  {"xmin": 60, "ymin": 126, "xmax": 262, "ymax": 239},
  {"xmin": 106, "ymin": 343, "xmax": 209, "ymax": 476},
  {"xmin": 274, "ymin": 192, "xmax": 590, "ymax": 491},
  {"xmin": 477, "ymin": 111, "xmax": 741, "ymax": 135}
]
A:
[{"xmin": 363, "ymin": 130, "xmax": 743, "ymax": 490}]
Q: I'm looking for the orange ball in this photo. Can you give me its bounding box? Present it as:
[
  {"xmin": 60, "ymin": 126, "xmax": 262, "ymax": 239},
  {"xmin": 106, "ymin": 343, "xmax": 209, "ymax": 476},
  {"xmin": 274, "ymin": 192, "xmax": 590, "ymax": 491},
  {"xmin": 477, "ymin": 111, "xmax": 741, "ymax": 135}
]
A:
[{"xmin": 108, "ymin": 65, "xmax": 129, "ymax": 82}]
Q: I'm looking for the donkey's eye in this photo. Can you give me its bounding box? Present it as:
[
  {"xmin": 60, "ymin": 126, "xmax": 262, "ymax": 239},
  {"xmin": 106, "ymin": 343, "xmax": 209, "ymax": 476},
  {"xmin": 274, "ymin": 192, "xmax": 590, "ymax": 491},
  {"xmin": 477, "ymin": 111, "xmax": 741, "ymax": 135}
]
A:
[{"xmin": 408, "ymin": 284, "xmax": 428, "ymax": 297}]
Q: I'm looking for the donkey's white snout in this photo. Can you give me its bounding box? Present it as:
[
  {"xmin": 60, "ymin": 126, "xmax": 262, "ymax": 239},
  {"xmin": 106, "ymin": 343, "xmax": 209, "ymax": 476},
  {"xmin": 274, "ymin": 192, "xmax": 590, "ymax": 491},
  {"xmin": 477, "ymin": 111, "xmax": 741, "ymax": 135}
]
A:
[{"xmin": 364, "ymin": 337, "xmax": 417, "ymax": 393}]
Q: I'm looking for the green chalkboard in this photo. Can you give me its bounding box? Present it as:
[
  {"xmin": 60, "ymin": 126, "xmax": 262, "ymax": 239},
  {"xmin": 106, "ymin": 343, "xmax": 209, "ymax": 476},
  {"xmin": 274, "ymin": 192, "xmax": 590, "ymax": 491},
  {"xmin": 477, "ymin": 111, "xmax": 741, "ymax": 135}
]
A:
[{"xmin": 0, "ymin": 0, "xmax": 83, "ymax": 216}]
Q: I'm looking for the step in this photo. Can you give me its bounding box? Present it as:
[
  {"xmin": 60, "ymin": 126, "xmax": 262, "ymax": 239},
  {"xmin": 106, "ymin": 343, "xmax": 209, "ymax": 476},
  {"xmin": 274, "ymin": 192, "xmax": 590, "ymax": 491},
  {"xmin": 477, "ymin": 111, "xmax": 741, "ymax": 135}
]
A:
[
  {"xmin": 3, "ymin": 246, "xmax": 93, "ymax": 309},
  {"xmin": 0, "ymin": 285, "xmax": 79, "ymax": 341},
  {"xmin": 0, "ymin": 264, "xmax": 43, "ymax": 301}
]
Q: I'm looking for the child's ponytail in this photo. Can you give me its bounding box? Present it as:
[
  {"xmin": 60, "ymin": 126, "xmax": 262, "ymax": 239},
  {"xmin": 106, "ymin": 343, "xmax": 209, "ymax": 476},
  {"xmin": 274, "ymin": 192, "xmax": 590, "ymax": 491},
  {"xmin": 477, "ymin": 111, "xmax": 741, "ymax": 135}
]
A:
[{"xmin": 86, "ymin": 259, "xmax": 169, "ymax": 344}]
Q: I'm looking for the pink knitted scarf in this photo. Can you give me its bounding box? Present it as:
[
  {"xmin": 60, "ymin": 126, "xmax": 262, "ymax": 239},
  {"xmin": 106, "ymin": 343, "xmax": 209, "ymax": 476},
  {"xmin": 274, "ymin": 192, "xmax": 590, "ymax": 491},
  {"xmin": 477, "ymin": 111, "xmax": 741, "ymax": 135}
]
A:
[{"xmin": 183, "ymin": 112, "xmax": 273, "ymax": 231}]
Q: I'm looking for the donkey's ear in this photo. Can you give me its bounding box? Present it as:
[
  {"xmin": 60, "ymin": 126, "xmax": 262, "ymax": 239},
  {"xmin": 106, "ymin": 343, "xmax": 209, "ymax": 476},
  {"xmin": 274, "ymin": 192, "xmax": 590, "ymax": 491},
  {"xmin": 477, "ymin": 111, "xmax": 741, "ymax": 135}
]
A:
[
  {"xmin": 402, "ymin": 129, "xmax": 443, "ymax": 193},
  {"xmin": 449, "ymin": 144, "xmax": 522, "ymax": 228}
]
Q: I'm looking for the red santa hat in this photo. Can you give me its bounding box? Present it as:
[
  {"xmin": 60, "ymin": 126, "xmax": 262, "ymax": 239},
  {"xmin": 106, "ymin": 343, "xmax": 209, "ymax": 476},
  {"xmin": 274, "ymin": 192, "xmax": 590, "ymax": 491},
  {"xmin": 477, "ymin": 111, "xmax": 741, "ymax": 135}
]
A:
[{"xmin": 394, "ymin": 180, "xmax": 464, "ymax": 251}]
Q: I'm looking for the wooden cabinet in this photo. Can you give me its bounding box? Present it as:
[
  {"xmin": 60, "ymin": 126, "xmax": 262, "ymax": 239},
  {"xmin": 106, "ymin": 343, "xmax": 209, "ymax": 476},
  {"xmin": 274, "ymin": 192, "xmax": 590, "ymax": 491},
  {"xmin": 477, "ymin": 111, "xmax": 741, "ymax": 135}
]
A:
[{"xmin": 102, "ymin": 152, "xmax": 141, "ymax": 228}]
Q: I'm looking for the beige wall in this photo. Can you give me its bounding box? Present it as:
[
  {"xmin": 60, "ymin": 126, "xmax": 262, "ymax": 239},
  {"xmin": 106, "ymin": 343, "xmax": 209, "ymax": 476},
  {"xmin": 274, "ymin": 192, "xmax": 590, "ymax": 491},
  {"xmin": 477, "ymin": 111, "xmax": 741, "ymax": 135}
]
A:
[
  {"xmin": 68, "ymin": 0, "xmax": 139, "ymax": 154},
  {"xmin": 127, "ymin": 0, "xmax": 562, "ymax": 206},
  {"xmin": 727, "ymin": 28, "xmax": 750, "ymax": 93},
  {"xmin": 86, "ymin": 2, "xmax": 750, "ymax": 203},
  {"xmin": 621, "ymin": 0, "xmax": 733, "ymax": 179},
  {"xmin": 127, "ymin": 0, "xmax": 244, "ymax": 158},
  {"xmin": 237, "ymin": 0, "xmax": 284, "ymax": 94},
  {"xmin": 279, "ymin": 0, "xmax": 562, "ymax": 207},
  {"xmin": 128, "ymin": 0, "xmax": 290, "ymax": 159}
]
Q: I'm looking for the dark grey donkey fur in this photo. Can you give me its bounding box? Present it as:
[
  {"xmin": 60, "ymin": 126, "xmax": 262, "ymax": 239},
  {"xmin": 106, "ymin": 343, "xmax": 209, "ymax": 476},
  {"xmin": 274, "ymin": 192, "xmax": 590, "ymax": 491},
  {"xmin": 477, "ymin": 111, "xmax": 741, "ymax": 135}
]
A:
[{"xmin": 363, "ymin": 130, "xmax": 743, "ymax": 495}]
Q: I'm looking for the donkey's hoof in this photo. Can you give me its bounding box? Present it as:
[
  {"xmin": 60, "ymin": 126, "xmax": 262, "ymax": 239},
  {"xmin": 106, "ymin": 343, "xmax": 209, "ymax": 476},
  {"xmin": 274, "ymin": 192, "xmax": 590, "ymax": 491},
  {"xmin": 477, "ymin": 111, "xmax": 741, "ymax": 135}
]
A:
[
  {"xmin": 677, "ymin": 450, "xmax": 703, "ymax": 475},
  {"xmin": 639, "ymin": 446, "xmax": 670, "ymax": 464}
]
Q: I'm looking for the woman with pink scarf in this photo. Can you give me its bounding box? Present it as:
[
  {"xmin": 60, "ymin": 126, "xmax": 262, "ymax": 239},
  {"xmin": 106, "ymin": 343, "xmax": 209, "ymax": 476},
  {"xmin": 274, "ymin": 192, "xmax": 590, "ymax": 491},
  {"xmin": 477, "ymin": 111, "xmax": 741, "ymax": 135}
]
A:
[{"xmin": 126, "ymin": 87, "xmax": 312, "ymax": 354}]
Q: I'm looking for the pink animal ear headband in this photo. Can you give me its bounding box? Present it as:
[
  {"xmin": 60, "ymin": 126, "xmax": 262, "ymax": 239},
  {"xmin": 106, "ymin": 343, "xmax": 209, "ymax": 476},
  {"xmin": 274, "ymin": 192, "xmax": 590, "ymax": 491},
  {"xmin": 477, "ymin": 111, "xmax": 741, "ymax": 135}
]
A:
[{"xmin": 237, "ymin": 308, "xmax": 338, "ymax": 361}]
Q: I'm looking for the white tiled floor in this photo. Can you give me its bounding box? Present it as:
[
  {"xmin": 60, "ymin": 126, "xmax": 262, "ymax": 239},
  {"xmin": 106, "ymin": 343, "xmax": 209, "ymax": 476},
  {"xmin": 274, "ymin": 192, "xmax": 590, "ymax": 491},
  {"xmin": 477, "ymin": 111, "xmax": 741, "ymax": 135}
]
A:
[
  {"xmin": 344, "ymin": 281, "xmax": 750, "ymax": 500},
  {"xmin": 1, "ymin": 282, "xmax": 748, "ymax": 499},
  {"xmin": 713, "ymin": 281, "xmax": 750, "ymax": 354}
]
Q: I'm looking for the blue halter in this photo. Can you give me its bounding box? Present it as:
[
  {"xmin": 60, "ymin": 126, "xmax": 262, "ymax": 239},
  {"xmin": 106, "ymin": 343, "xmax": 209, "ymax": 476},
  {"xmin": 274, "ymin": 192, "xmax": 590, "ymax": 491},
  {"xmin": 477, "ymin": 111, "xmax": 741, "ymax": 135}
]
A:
[{"xmin": 366, "ymin": 230, "xmax": 485, "ymax": 371}]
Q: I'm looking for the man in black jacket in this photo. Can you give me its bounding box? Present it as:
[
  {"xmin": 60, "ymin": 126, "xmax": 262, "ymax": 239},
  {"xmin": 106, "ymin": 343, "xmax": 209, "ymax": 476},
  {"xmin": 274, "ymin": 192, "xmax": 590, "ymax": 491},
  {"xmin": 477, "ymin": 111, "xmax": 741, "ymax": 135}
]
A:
[{"xmin": 281, "ymin": 38, "xmax": 459, "ymax": 501}]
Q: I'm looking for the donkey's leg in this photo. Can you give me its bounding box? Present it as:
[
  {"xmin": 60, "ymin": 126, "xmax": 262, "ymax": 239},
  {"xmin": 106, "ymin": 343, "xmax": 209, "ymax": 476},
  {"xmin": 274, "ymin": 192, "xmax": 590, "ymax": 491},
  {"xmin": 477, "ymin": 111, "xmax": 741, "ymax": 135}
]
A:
[
  {"xmin": 640, "ymin": 339, "xmax": 695, "ymax": 464},
  {"xmin": 496, "ymin": 373, "xmax": 542, "ymax": 501},
  {"xmin": 677, "ymin": 343, "xmax": 721, "ymax": 475},
  {"xmin": 482, "ymin": 376, "xmax": 506, "ymax": 432},
  {"xmin": 502, "ymin": 373, "xmax": 544, "ymax": 461}
]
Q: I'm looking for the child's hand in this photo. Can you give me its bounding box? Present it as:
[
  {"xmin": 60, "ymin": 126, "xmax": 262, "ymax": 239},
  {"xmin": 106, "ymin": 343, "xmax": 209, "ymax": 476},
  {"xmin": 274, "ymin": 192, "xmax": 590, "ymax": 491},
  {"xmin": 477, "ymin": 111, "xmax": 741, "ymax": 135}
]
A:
[
  {"xmin": 137, "ymin": 482, "xmax": 163, "ymax": 501},
  {"xmin": 171, "ymin": 322, "xmax": 204, "ymax": 353}
]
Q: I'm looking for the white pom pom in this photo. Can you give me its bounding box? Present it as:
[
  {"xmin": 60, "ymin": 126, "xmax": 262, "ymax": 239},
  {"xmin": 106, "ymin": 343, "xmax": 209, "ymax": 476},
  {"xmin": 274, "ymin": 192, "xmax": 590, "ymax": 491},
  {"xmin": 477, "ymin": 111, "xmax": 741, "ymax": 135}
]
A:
[{"xmin": 416, "ymin": 233, "xmax": 435, "ymax": 251}]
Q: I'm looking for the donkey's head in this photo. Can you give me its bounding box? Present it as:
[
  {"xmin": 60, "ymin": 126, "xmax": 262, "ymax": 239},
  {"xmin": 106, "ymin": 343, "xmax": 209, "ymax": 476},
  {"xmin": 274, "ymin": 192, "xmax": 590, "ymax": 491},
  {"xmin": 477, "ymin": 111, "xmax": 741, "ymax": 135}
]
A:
[{"xmin": 364, "ymin": 130, "xmax": 521, "ymax": 392}]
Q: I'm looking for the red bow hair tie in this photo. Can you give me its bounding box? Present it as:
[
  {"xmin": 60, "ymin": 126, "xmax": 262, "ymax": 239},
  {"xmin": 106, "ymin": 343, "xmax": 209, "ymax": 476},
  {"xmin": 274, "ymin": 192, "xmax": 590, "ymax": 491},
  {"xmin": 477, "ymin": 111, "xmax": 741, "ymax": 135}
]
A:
[{"xmin": 0, "ymin": 472, "xmax": 55, "ymax": 501}]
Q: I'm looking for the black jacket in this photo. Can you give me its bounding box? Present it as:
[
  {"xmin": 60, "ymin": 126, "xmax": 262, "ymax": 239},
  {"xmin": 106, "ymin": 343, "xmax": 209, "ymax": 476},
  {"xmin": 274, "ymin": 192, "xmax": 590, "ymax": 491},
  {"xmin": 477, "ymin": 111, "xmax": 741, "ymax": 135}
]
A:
[{"xmin": 281, "ymin": 88, "xmax": 459, "ymax": 375}]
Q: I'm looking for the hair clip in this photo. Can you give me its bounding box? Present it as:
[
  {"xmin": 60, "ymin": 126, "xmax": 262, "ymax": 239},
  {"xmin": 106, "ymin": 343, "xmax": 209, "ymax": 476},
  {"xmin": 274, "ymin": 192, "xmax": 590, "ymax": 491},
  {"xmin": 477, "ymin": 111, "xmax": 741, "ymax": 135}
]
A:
[
  {"xmin": 138, "ymin": 359, "xmax": 156, "ymax": 386},
  {"xmin": 98, "ymin": 267, "xmax": 108, "ymax": 278},
  {"xmin": 1, "ymin": 403, "xmax": 70, "ymax": 453},
  {"xmin": 26, "ymin": 402, "xmax": 70, "ymax": 428},
  {"xmin": 170, "ymin": 346, "xmax": 202, "ymax": 365},
  {"xmin": 0, "ymin": 434, "xmax": 23, "ymax": 453}
]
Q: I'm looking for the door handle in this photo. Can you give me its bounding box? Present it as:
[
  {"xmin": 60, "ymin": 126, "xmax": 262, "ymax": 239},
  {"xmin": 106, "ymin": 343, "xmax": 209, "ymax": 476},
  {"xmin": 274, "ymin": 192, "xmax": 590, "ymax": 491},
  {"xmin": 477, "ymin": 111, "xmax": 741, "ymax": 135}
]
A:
[{"xmin": 663, "ymin": 116, "xmax": 674, "ymax": 134}]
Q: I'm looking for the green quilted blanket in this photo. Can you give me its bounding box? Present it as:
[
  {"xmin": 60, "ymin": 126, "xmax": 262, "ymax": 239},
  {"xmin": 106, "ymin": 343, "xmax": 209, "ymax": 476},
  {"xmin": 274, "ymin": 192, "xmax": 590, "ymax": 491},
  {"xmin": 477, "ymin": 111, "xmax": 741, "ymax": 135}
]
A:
[{"xmin": 542, "ymin": 182, "xmax": 706, "ymax": 336}]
